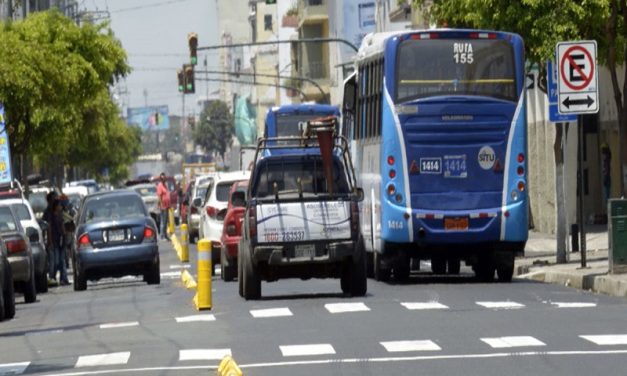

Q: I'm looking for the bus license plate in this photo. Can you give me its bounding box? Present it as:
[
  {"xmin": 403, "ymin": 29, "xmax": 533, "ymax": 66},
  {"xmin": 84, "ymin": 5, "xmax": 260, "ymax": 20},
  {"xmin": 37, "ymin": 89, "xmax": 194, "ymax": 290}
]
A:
[
  {"xmin": 444, "ymin": 217, "xmax": 469, "ymax": 231},
  {"xmin": 444, "ymin": 155, "xmax": 467, "ymax": 178},
  {"xmin": 294, "ymin": 244, "xmax": 315, "ymax": 258},
  {"xmin": 420, "ymin": 158, "xmax": 442, "ymax": 174}
]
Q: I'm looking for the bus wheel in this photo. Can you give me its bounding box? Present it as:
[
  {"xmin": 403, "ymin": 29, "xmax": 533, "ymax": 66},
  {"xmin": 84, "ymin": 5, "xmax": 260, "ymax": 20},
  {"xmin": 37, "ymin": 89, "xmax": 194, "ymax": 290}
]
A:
[
  {"xmin": 373, "ymin": 252, "xmax": 390, "ymax": 282},
  {"xmin": 410, "ymin": 258, "xmax": 421, "ymax": 271},
  {"xmin": 495, "ymin": 252, "xmax": 515, "ymax": 282},
  {"xmin": 393, "ymin": 254, "xmax": 410, "ymax": 282},
  {"xmin": 431, "ymin": 257, "xmax": 446, "ymax": 275},
  {"xmin": 366, "ymin": 252, "xmax": 374, "ymax": 278},
  {"xmin": 475, "ymin": 252, "xmax": 495, "ymax": 282},
  {"xmin": 447, "ymin": 258, "xmax": 461, "ymax": 275}
]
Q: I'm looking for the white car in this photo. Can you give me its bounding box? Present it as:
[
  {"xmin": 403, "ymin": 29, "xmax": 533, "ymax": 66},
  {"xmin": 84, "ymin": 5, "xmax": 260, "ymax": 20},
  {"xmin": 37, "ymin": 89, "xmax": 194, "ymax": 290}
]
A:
[
  {"xmin": 187, "ymin": 174, "xmax": 215, "ymax": 242},
  {"xmin": 197, "ymin": 170, "xmax": 250, "ymax": 269}
]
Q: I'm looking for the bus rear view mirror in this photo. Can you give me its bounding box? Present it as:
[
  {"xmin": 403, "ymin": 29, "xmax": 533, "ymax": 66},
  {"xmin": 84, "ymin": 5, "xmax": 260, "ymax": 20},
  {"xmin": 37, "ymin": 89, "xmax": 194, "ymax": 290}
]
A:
[{"xmin": 343, "ymin": 74, "xmax": 357, "ymax": 113}]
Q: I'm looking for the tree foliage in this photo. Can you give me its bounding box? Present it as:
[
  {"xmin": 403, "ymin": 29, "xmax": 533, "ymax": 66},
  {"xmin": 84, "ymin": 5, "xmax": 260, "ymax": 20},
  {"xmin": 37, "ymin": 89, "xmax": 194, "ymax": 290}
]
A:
[
  {"xmin": 194, "ymin": 100, "xmax": 234, "ymax": 160},
  {"xmin": 0, "ymin": 10, "xmax": 138, "ymax": 185}
]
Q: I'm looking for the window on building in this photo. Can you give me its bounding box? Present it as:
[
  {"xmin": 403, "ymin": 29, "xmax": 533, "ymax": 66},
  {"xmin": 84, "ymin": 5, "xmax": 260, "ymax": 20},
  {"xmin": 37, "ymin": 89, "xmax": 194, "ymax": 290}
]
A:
[{"xmin": 264, "ymin": 14, "xmax": 273, "ymax": 31}]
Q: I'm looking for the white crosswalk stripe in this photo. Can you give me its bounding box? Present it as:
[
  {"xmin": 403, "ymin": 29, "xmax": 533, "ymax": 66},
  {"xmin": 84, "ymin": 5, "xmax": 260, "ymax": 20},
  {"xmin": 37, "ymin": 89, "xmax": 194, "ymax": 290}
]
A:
[
  {"xmin": 476, "ymin": 301, "xmax": 524, "ymax": 309},
  {"xmin": 380, "ymin": 340, "xmax": 441, "ymax": 352},
  {"xmin": 179, "ymin": 349, "xmax": 232, "ymax": 361},
  {"xmin": 401, "ymin": 302, "xmax": 449, "ymax": 310},
  {"xmin": 280, "ymin": 344, "xmax": 336, "ymax": 357},
  {"xmin": 0, "ymin": 362, "xmax": 30, "ymax": 375},
  {"xmin": 324, "ymin": 302, "xmax": 370, "ymax": 313},
  {"xmin": 481, "ymin": 336, "xmax": 546, "ymax": 348},
  {"xmin": 75, "ymin": 352, "xmax": 130, "ymax": 368},
  {"xmin": 175, "ymin": 314, "xmax": 216, "ymax": 323},
  {"xmin": 580, "ymin": 335, "xmax": 627, "ymax": 345},
  {"xmin": 250, "ymin": 307, "xmax": 293, "ymax": 318}
]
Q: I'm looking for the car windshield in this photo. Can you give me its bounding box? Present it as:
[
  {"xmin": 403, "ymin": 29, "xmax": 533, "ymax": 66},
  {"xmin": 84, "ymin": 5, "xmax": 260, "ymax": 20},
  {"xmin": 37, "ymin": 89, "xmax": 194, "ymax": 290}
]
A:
[
  {"xmin": 11, "ymin": 203, "xmax": 32, "ymax": 221},
  {"xmin": 133, "ymin": 185, "xmax": 157, "ymax": 197},
  {"xmin": 0, "ymin": 207, "xmax": 18, "ymax": 232},
  {"xmin": 252, "ymin": 157, "xmax": 351, "ymax": 198},
  {"xmin": 28, "ymin": 192, "xmax": 47, "ymax": 213},
  {"xmin": 81, "ymin": 195, "xmax": 146, "ymax": 224}
]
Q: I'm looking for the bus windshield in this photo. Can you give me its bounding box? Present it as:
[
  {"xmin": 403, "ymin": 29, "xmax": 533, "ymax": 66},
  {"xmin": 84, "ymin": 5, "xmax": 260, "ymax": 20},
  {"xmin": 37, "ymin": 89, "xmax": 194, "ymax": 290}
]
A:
[
  {"xmin": 396, "ymin": 38, "xmax": 517, "ymax": 103},
  {"xmin": 275, "ymin": 114, "xmax": 328, "ymax": 138}
]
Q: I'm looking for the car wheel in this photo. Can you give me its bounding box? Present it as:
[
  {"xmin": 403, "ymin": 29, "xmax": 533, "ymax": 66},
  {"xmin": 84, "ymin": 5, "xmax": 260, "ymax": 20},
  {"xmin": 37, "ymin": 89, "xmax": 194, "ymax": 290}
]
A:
[
  {"xmin": 242, "ymin": 243, "xmax": 261, "ymax": 300},
  {"xmin": 23, "ymin": 267, "xmax": 37, "ymax": 304},
  {"xmin": 3, "ymin": 266, "xmax": 15, "ymax": 320},
  {"xmin": 373, "ymin": 251, "xmax": 390, "ymax": 282},
  {"xmin": 237, "ymin": 241, "xmax": 244, "ymax": 297},
  {"xmin": 145, "ymin": 257, "xmax": 161, "ymax": 285},
  {"xmin": 36, "ymin": 269, "xmax": 48, "ymax": 294},
  {"xmin": 348, "ymin": 236, "xmax": 367, "ymax": 296},
  {"xmin": 0, "ymin": 283, "xmax": 5, "ymax": 322},
  {"xmin": 73, "ymin": 266, "xmax": 87, "ymax": 291}
]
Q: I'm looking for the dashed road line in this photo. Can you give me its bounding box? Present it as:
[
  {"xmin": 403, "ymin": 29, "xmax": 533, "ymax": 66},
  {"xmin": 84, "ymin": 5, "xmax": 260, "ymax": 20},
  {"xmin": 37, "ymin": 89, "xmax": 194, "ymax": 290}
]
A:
[
  {"xmin": 169, "ymin": 264, "xmax": 190, "ymax": 270},
  {"xmin": 380, "ymin": 340, "xmax": 441, "ymax": 352},
  {"xmin": 481, "ymin": 336, "xmax": 546, "ymax": 349},
  {"xmin": 75, "ymin": 352, "xmax": 131, "ymax": 368},
  {"xmin": 324, "ymin": 302, "xmax": 370, "ymax": 314},
  {"xmin": 0, "ymin": 362, "xmax": 30, "ymax": 375},
  {"xmin": 280, "ymin": 344, "xmax": 336, "ymax": 357},
  {"xmin": 580, "ymin": 335, "xmax": 627, "ymax": 345},
  {"xmin": 160, "ymin": 272, "xmax": 181, "ymax": 279},
  {"xmin": 250, "ymin": 307, "xmax": 293, "ymax": 318},
  {"xmin": 175, "ymin": 314, "xmax": 216, "ymax": 323},
  {"xmin": 476, "ymin": 301, "xmax": 524, "ymax": 309},
  {"xmin": 179, "ymin": 349, "xmax": 232, "ymax": 361},
  {"xmin": 550, "ymin": 302, "xmax": 597, "ymax": 308},
  {"xmin": 99, "ymin": 322, "xmax": 139, "ymax": 329},
  {"xmin": 401, "ymin": 302, "xmax": 449, "ymax": 310}
]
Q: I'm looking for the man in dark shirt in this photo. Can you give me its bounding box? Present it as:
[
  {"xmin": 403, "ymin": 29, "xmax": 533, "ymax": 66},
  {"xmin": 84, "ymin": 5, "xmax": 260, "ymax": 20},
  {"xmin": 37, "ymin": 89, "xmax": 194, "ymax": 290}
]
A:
[{"xmin": 49, "ymin": 199, "xmax": 69, "ymax": 285}]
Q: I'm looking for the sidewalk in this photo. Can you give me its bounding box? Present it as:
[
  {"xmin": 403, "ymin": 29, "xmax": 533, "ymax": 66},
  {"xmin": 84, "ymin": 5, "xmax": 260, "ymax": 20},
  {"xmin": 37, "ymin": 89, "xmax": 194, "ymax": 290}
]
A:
[{"xmin": 516, "ymin": 224, "xmax": 627, "ymax": 298}]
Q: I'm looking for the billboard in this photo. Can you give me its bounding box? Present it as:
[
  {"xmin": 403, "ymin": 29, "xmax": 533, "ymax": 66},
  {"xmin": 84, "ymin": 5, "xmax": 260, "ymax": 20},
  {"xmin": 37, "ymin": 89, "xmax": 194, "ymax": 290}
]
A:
[
  {"xmin": 341, "ymin": 1, "xmax": 376, "ymax": 62},
  {"xmin": 127, "ymin": 105, "xmax": 170, "ymax": 131},
  {"xmin": 0, "ymin": 104, "xmax": 12, "ymax": 184}
]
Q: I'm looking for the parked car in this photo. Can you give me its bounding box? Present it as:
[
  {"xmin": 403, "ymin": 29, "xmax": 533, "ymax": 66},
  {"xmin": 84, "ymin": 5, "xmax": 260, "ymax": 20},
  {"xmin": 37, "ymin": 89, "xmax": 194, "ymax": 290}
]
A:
[
  {"xmin": 0, "ymin": 199, "xmax": 48, "ymax": 293},
  {"xmin": 0, "ymin": 205, "xmax": 37, "ymax": 303},
  {"xmin": 66, "ymin": 179, "xmax": 99, "ymax": 194},
  {"xmin": 130, "ymin": 183, "xmax": 160, "ymax": 228},
  {"xmin": 0, "ymin": 243, "xmax": 16, "ymax": 321},
  {"xmin": 72, "ymin": 190, "xmax": 160, "ymax": 291},
  {"xmin": 150, "ymin": 175, "xmax": 179, "ymax": 224},
  {"xmin": 197, "ymin": 171, "xmax": 250, "ymax": 273},
  {"xmin": 219, "ymin": 180, "xmax": 248, "ymax": 281},
  {"xmin": 186, "ymin": 174, "xmax": 214, "ymax": 243},
  {"xmin": 238, "ymin": 125, "xmax": 365, "ymax": 300}
]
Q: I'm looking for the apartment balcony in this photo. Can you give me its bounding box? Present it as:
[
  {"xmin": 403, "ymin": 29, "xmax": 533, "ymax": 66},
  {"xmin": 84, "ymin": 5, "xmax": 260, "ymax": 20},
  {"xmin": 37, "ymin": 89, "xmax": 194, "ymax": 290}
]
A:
[{"xmin": 298, "ymin": 0, "xmax": 328, "ymax": 27}]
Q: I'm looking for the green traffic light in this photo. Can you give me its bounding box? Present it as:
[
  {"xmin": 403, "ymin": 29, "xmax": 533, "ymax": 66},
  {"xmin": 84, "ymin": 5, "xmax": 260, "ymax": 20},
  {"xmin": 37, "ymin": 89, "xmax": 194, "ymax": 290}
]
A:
[
  {"xmin": 178, "ymin": 85, "xmax": 184, "ymax": 92},
  {"xmin": 191, "ymin": 57, "xmax": 197, "ymax": 65}
]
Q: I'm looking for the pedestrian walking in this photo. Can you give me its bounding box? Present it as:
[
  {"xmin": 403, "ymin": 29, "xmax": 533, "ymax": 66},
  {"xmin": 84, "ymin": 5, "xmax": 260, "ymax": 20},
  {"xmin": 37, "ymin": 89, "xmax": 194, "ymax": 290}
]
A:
[
  {"xmin": 49, "ymin": 199, "xmax": 69, "ymax": 285},
  {"xmin": 156, "ymin": 172, "xmax": 171, "ymax": 240},
  {"xmin": 42, "ymin": 191, "xmax": 58, "ymax": 286}
]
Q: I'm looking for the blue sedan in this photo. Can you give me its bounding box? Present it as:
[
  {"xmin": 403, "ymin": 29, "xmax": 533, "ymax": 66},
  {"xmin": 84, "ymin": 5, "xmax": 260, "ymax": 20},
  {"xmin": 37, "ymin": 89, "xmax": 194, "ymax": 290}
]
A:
[{"xmin": 72, "ymin": 190, "xmax": 160, "ymax": 291}]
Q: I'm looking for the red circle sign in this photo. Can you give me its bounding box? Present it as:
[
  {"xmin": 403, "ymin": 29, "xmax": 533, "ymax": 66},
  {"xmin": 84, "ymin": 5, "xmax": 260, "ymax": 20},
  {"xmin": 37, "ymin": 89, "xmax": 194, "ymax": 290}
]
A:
[{"xmin": 560, "ymin": 45, "xmax": 594, "ymax": 91}]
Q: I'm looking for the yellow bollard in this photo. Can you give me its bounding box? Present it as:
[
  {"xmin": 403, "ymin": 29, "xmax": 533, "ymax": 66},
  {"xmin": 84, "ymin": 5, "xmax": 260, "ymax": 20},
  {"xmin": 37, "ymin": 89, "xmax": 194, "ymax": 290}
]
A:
[
  {"xmin": 180, "ymin": 224, "xmax": 189, "ymax": 262},
  {"xmin": 167, "ymin": 208, "xmax": 175, "ymax": 235},
  {"xmin": 217, "ymin": 356, "xmax": 242, "ymax": 376},
  {"xmin": 194, "ymin": 239, "xmax": 212, "ymax": 310}
]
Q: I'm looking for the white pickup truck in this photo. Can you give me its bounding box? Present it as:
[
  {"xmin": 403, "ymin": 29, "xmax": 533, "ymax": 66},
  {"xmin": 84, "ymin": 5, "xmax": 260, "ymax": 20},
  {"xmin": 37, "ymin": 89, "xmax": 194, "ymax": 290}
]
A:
[{"xmin": 238, "ymin": 127, "xmax": 366, "ymax": 300}]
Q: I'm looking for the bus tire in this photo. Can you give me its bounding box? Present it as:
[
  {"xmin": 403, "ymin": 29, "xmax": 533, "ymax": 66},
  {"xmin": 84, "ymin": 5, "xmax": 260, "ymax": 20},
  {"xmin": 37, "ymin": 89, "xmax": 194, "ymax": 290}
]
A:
[
  {"xmin": 393, "ymin": 254, "xmax": 410, "ymax": 282},
  {"xmin": 373, "ymin": 252, "xmax": 390, "ymax": 282},
  {"xmin": 447, "ymin": 258, "xmax": 461, "ymax": 275},
  {"xmin": 431, "ymin": 257, "xmax": 446, "ymax": 275},
  {"xmin": 495, "ymin": 252, "xmax": 515, "ymax": 282},
  {"xmin": 366, "ymin": 252, "xmax": 374, "ymax": 278}
]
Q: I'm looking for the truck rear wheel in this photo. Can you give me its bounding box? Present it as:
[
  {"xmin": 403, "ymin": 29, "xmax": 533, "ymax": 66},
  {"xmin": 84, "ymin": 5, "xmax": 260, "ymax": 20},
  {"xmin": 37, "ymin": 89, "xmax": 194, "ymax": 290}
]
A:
[
  {"xmin": 495, "ymin": 252, "xmax": 515, "ymax": 282},
  {"xmin": 243, "ymin": 244, "xmax": 261, "ymax": 300},
  {"xmin": 342, "ymin": 237, "xmax": 367, "ymax": 296},
  {"xmin": 373, "ymin": 251, "xmax": 390, "ymax": 282}
]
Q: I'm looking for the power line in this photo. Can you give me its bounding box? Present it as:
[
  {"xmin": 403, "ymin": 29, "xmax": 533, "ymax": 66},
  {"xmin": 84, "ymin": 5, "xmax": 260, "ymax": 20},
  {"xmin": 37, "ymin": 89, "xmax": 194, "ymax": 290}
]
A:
[{"xmin": 109, "ymin": 0, "xmax": 191, "ymax": 14}]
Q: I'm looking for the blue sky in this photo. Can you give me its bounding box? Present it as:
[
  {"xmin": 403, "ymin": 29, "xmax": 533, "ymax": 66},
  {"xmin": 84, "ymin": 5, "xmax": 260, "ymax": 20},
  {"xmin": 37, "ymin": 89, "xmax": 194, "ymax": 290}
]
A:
[{"xmin": 85, "ymin": 0, "xmax": 220, "ymax": 116}]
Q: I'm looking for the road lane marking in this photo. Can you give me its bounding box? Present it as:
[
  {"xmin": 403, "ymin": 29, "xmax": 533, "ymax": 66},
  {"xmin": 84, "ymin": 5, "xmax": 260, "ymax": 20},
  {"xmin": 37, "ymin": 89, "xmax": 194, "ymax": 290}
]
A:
[
  {"xmin": 75, "ymin": 352, "xmax": 131, "ymax": 368},
  {"xmin": 551, "ymin": 302, "xmax": 597, "ymax": 308},
  {"xmin": 179, "ymin": 349, "xmax": 231, "ymax": 361},
  {"xmin": 175, "ymin": 314, "xmax": 216, "ymax": 323},
  {"xmin": 476, "ymin": 301, "xmax": 524, "ymax": 309},
  {"xmin": 30, "ymin": 349, "xmax": 627, "ymax": 375},
  {"xmin": 99, "ymin": 322, "xmax": 139, "ymax": 329},
  {"xmin": 25, "ymin": 329, "xmax": 64, "ymax": 336},
  {"xmin": 580, "ymin": 335, "xmax": 627, "ymax": 345},
  {"xmin": 280, "ymin": 344, "xmax": 336, "ymax": 357},
  {"xmin": 169, "ymin": 264, "xmax": 190, "ymax": 269},
  {"xmin": 160, "ymin": 272, "xmax": 181, "ymax": 279},
  {"xmin": 0, "ymin": 362, "xmax": 30, "ymax": 375},
  {"xmin": 380, "ymin": 340, "xmax": 441, "ymax": 352},
  {"xmin": 401, "ymin": 302, "xmax": 449, "ymax": 310},
  {"xmin": 324, "ymin": 302, "xmax": 370, "ymax": 313},
  {"xmin": 481, "ymin": 336, "xmax": 546, "ymax": 348},
  {"xmin": 250, "ymin": 308, "xmax": 293, "ymax": 318}
]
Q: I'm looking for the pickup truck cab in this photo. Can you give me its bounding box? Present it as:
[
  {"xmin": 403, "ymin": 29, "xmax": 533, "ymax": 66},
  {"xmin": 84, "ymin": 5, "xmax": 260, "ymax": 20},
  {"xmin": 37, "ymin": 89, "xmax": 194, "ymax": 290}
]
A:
[{"xmin": 238, "ymin": 117, "xmax": 366, "ymax": 299}]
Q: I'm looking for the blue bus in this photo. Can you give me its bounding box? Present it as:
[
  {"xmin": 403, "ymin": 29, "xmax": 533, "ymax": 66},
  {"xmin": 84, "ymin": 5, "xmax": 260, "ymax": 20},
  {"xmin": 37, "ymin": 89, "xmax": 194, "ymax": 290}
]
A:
[
  {"xmin": 264, "ymin": 104, "xmax": 340, "ymax": 139},
  {"xmin": 342, "ymin": 29, "xmax": 527, "ymax": 282}
]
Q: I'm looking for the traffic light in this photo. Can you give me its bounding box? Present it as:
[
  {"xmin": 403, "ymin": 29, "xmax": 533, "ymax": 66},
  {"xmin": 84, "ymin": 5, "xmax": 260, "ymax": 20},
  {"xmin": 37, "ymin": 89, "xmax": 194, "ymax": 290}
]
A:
[
  {"xmin": 177, "ymin": 69, "xmax": 184, "ymax": 92},
  {"xmin": 184, "ymin": 64, "xmax": 195, "ymax": 94},
  {"xmin": 265, "ymin": 0, "xmax": 276, "ymax": 4},
  {"xmin": 188, "ymin": 32, "xmax": 198, "ymax": 66}
]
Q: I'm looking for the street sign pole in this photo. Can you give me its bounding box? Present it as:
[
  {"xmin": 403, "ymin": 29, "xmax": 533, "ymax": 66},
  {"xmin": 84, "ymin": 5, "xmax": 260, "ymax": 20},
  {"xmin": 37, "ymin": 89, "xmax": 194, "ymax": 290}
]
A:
[{"xmin": 577, "ymin": 114, "xmax": 587, "ymax": 267}]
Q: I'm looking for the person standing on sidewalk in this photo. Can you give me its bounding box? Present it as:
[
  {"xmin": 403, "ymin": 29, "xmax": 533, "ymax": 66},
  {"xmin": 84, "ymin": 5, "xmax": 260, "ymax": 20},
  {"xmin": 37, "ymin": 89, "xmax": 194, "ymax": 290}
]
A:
[
  {"xmin": 49, "ymin": 199, "xmax": 69, "ymax": 285},
  {"xmin": 156, "ymin": 172, "xmax": 171, "ymax": 240}
]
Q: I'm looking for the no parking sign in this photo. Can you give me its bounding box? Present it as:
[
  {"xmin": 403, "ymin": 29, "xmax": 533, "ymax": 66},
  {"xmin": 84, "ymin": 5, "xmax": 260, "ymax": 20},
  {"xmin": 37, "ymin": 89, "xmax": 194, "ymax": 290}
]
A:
[{"xmin": 556, "ymin": 41, "xmax": 599, "ymax": 115}]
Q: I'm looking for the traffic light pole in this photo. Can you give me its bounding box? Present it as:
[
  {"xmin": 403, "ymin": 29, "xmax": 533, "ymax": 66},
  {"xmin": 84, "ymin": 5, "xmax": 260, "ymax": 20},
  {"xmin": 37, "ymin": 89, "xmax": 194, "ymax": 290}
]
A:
[
  {"xmin": 195, "ymin": 77, "xmax": 311, "ymax": 102},
  {"xmin": 197, "ymin": 37, "xmax": 359, "ymax": 54}
]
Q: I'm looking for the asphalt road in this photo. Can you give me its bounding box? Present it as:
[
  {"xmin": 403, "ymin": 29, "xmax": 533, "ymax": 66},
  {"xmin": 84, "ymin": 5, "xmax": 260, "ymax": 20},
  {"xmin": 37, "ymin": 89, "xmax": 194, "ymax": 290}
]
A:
[{"xmin": 1, "ymin": 240, "xmax": 627, "ymax": 376}]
